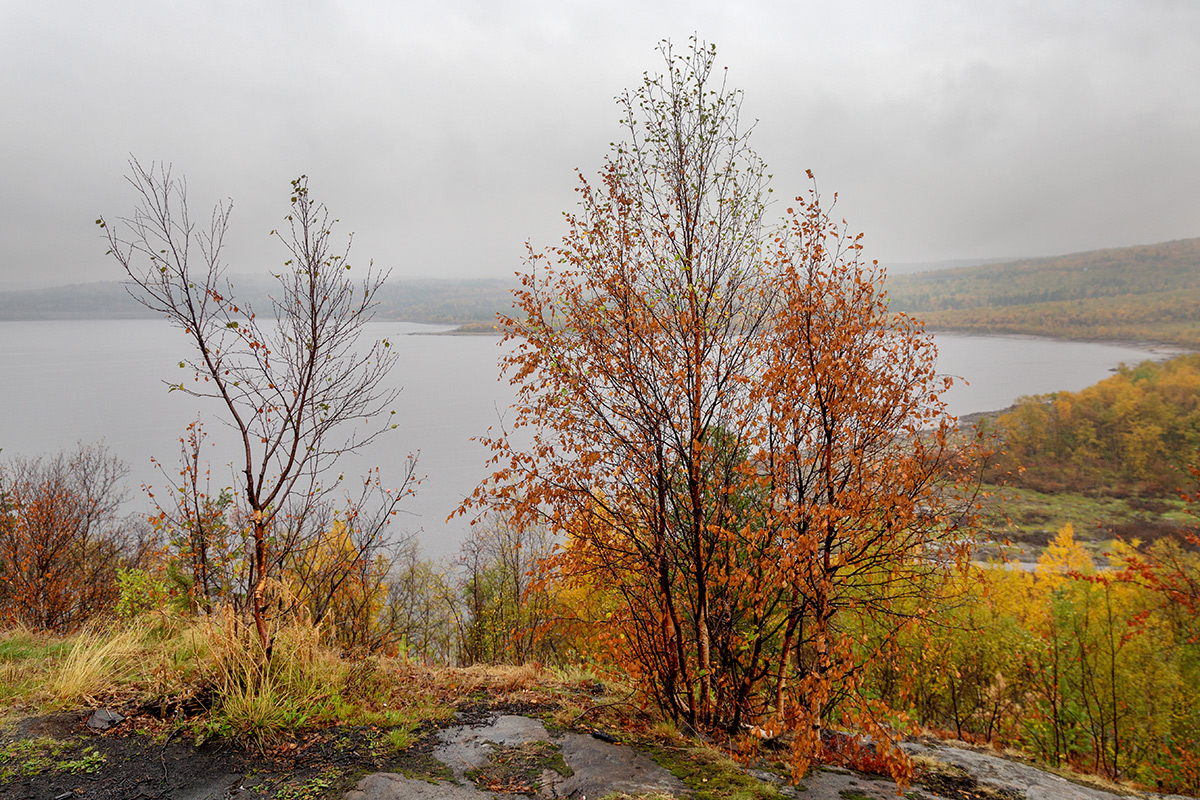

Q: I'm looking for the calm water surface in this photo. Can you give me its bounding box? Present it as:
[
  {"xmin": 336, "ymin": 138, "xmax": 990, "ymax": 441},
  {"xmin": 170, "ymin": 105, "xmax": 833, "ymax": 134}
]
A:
[{"xmin": 0, "ymin": 320, "xmax": 1175, "ymax": 559}]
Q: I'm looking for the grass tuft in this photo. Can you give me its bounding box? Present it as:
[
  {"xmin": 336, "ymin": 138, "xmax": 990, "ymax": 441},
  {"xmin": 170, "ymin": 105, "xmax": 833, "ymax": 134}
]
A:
[
  {"xmin": 193, "ymin": 608, "xmax": 350, "ymax": 745},
  {"xmin": 45, "ymin": 623, "xmax": 147, "ymax": 706},
  {"xmin": 383, "ymin": 727, "xmax": 412, "ymax": 752}
]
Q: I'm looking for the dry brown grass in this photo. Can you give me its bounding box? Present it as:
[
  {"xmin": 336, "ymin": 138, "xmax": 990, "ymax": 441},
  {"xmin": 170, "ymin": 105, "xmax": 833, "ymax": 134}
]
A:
[
  {"xmin": 646, "ymin": 719, "xmax": 682, "ymax": 742},
  {"xmin": 1042, "ymin": 761, "xmax": 1148, "ymax": 797},
  {"xmin": 445, "ymin": 662, "xmax": 548, "ymax": 693},
  {"xmin": 2, "ymin": 615, "xmax": 630, "ymax": 751},
  {"xmin": 1, "ymin": 611, "xmax": 458, "ymax": 745},
  {"xmin": 550, "ymin": 700, "xmax": 585, "ymax": 729},
  {"xmin": 481, "ymin": 662, "xmax": 548, "ymax": 692},
  {"xmin": 44, "ymin": 622, "xmax": 150, "ymax": 707}
]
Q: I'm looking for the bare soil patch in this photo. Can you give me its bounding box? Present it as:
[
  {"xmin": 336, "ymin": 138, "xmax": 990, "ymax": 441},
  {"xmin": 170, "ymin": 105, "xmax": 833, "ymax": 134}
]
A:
[{"xmin": 0, "ymin": 708, "xmax": 450, "ymax": 800}]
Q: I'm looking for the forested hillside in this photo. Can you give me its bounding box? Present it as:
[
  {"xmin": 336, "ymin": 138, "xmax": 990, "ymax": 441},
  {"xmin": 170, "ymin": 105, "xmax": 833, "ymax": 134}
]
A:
[
  {"xmin": 887, "ymin": 237, "xmax": 1200, "ymax": 346},
  {"xmin": 986, "ymin": 354, "xmax": 1200, "ymax": 496},
  {"xmin": 15, "ymin": 238, "xmax": 1200, "ymax": 342},
  {"xmin": 0, "ymin": 281, "xmax": 155, "ymax": 319}
]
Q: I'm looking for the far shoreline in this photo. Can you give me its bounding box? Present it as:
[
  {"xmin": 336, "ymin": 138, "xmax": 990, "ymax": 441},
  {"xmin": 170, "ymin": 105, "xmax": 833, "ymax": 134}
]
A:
[
  {"xmin": 920, "ymin": 325, "xmax": 1197, "ymax": 358},
  {"xmin": 425, "ymin": 319, "xmax": 1198, "ymax": 355}
]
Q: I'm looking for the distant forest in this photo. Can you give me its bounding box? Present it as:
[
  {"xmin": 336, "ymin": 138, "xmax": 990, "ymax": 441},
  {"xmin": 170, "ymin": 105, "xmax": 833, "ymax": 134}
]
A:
[
  {"xmin": 986, "ymin": 353, "xmax": 1200, "ymax": 496},
  {"xmin": 0, "ymin": 277, "xmax": 516, "ymax": 325},
  {"xmin": 885, "ymin": 237, "xmax": 1200, "ymax": 347},
  {"xmin": 9, "ymin": 236, "xmax": 1200, "ymax": 344}
]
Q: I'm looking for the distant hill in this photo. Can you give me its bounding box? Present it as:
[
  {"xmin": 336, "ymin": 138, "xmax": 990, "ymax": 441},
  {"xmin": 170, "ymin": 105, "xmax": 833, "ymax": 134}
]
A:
[
  {"xmin": 373, "ymin": 278, "xmax": 515, "ymax": 324},
  {"xmin": 884, "ymin": 256, "xmax": 1018, "ymax": 275},
  {"xmin": 13, "ymin": 239, "xmax": 1200, "ymax": 346},
  {"xmin": 0, "ymin": 277, "xmax": 516, "ymax": 324},
  {"xmin": 885, "ymin": 237, "xmax": 1200, "ymax": 347},
  {"xmin": 0, "ymin": 281, "xmax": 154, "ymax": 320}
]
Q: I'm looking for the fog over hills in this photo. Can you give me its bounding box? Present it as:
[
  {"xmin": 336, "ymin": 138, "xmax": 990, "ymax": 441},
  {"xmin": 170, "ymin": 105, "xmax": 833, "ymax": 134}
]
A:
[
  {"xmin": 6, "ymin": 4, "xmax": 1200, "ymax": 294},
  {"xmin": 6, "ymin": 237, "xmax": 1198, "ymax": 341},
  {"xmin": 885, "ymin": 237, "xmax": 1200, "ymax": 347}
]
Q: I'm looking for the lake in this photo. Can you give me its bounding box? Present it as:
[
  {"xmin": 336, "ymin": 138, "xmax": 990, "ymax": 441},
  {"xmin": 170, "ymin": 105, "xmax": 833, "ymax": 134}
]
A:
[{"xmin": 0, "ymin": 319, "xmax": 1177, "ymax": 560}]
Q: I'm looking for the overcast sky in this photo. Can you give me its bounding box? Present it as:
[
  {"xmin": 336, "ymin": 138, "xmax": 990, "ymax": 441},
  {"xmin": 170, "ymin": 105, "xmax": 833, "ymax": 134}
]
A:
[{"xmin": 2, "ymin": 0, "xmax": 1198, "ymax": 290}]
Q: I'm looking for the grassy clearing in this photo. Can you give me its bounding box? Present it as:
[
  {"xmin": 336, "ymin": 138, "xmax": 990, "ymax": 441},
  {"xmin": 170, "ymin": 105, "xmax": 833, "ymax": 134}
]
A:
[
  {"xmin": 0, "ymin": 623, "xmax": 612, "ymax": 752},
  {"xmin": 979, "ymin": 483, "xmax": 1192, "ymax": 556},
  {"xmin": 0, "ymin": 627, "xmax": 72, "ymax": 663},
  {"xmin": 0, "ymin": 627, "xmax": 73, "ymax": 711},
  {"xmin": 0, "ymin": 613, "xmax": 457, "ymax": 748}
]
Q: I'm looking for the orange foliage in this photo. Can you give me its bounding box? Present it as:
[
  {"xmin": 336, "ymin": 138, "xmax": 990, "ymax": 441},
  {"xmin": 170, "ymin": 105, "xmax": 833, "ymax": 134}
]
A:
[
  {"xmin": 0, "ymin": 444, "xmax": 145, "ymax": 631},
  {"xmin": 463, "ymin": 39, "xmax": 983, "ymax": 783},
  {"xmin": 1115, "ymin": 464, "xmax": 1200, "ymax": 640}
]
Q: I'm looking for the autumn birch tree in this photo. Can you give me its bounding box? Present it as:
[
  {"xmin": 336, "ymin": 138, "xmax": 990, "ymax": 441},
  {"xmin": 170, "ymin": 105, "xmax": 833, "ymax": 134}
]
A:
[
  {"xmin": 756, "ymin": 188, "xmax": 980, "ymax": 775},
  {"xmin": 100, "ymin": 163, "xmax": 411, "ymax": 653},
  {"xmin": 467, "ymin": 38, "xmax": 774, "ymax": 727},
  {"xmin": 0, "ymin": 445, "xmax": 137, "ymax": 631},
  {"xmin": 465, "ymin": 39, "xmax": 979, "ymax": 778}
]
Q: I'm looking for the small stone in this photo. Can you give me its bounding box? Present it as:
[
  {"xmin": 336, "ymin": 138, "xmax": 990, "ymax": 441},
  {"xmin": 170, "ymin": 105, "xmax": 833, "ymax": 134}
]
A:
[{"xmin": 87, "ymin": 709, "xmax": 124, "ymax": 730}]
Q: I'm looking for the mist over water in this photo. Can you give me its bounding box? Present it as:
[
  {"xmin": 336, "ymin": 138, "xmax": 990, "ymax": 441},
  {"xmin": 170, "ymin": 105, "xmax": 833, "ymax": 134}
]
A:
[{"xmin": 0, "ymin": 319, "xmax": 1172, "ymax": 560}]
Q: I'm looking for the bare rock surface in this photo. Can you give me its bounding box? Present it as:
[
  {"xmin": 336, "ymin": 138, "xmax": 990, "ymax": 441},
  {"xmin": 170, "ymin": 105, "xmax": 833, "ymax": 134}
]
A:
[
  {"xmin": 432, "ymin": 714, "xmax": 552, "ymax": 782},
  {"xmin": 903, "ymin": 740, "xmax": 1193, "ymax": 800},
  {"xmin": 749, "ymin": 764, "xmax": 956, "ymax": 800},
  {"xmin": 543, "ymin": 732, "xmax": 688, "ymax": 798},
  {"xmin": 344, "ymin": 713, "xmax": 687, "ymax": 800},
  {"xmin": 343, "ymin": 713, "xmax": 1198, "ymax": 800},
  {"xmin": 342, "ymin": 772, "xmax": 493, "ymax": 800},
  {"xmin": 171, "ymin": 772, "xmax": 257, "ymax": 800},
  {"xmin": 86, "ymin": 709, "xmax": 124, "ymax": 731}
]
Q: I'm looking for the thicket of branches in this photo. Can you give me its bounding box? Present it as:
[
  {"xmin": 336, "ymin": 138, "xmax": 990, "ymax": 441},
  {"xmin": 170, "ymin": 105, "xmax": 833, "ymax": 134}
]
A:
[
  {"xmin": 0, "ymin": 437, "xmax": 558, "ymax": 664},
  {"xmin": 0, "ymin": 444, "xmax": 153, "ymax": 631},
  {"xmin": 860, "ymin": 525, "xmax": 1200, "ymax": 793}
]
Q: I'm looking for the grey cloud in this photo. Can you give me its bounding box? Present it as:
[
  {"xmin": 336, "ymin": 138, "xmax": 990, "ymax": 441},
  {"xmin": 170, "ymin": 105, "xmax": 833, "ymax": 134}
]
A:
[{"xmin": 2, "ymin": 0, "xmax": 1198, "ymax": 288}]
